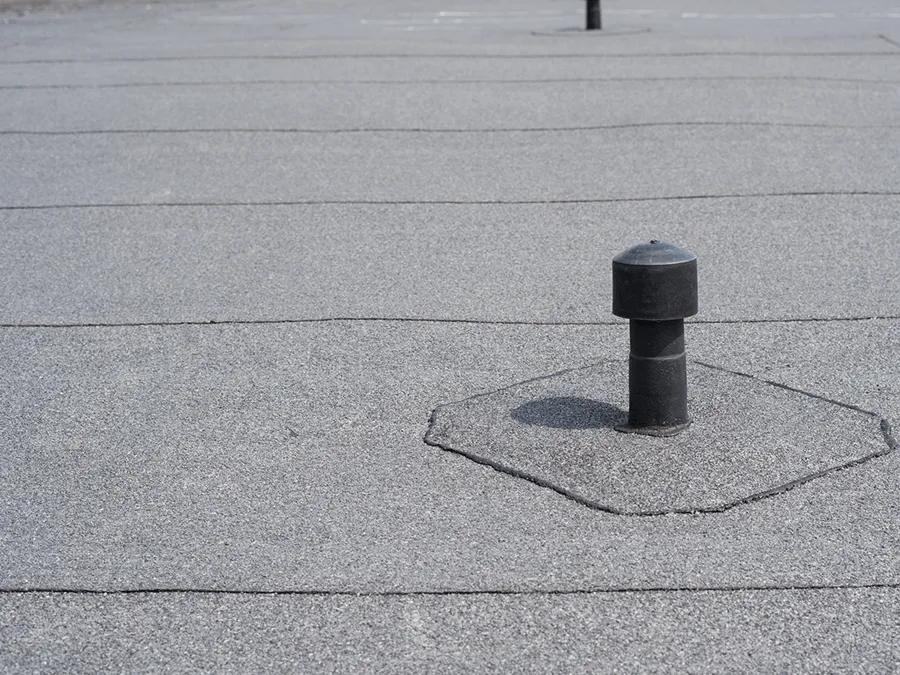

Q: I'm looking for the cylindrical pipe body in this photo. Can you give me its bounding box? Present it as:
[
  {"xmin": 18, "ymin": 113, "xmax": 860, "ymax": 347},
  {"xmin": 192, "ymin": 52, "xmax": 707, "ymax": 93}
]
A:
[
  {"xmin": 612, "ymin": 240, "xmax": 697, "ymax": 435},
  {"xmin": 627, "ymin": 319, "xmax": 688, "ymax": 429},
  {"xmin": 586, "ymin": 0, "xmax": 601, "ymax": 30}
]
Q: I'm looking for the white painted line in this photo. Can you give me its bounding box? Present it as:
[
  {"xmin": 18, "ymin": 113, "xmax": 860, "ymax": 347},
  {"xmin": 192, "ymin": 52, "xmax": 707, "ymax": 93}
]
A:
[
  {"xmin": 436, "ymin": 10, "xmax": 563, "ymax": 17},
  {"xmin": 606, "ymin": 9, "xmax": 667, "ymax": 15},
  {"xmin": 360, "ymin": 20, "xmax": 438, "ymax": 25},
  {"xmin": 393, "ymin": 10, "xmax": 565, "ymax": 18},
  {"xmin": 362, "ymin": 16, "xmax": 566, "ymax": 26},
  {"xmin": 681, "ymin": 12, "xmax": 900, "ymax": 19}
]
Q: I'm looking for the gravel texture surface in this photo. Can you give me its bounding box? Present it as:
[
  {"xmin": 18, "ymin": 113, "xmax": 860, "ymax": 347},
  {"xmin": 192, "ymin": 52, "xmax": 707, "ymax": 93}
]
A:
[{"xmin": 2, "ymin": 0, "xmax": 899, "ymax": 670}]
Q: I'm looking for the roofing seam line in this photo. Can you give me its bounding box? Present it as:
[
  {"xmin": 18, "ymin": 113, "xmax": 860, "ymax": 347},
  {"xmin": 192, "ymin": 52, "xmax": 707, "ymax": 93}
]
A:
[
  {"xmin": 3, "ymin": 76, "xmax": 899, "ymax": 89},
  {"xmin": 3, "ymin": 582, "xmax": 898, "ymax": 596},
  {"xmin": 2, "ymin": 122, "xmax": 898, "ymax": 134},
  {"xmin": 1, "ymin": 315, "xmax": 899, "ymax": 330},
  {"xmin": 1, "ymin": 190, "xmax": 899, "ymax": 210},
  {"xmin": 2, "ymin": 51, "xmax": 898, "ymax": 64}
]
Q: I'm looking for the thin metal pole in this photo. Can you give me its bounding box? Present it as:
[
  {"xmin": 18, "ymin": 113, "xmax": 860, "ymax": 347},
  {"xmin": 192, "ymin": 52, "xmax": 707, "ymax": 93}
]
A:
[{"xmin": 586, "ymin": 0, "xmax": 601, "ymax": 30}]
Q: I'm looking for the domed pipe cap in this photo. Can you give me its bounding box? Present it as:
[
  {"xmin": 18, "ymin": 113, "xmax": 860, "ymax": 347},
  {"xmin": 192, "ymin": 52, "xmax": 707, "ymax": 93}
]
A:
[{"xmin": 612, "ymin": 241, "xmax": 698, "ymax": 321}]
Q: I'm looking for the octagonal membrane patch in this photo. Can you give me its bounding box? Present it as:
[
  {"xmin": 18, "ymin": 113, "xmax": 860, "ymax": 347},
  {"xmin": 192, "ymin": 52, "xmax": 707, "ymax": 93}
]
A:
[{"xmin": 425, "ymin": 361, "xmax": 893, "ymax": 515}]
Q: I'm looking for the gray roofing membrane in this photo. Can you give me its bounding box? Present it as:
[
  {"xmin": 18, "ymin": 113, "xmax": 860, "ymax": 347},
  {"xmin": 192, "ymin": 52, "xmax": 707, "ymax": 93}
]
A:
[{"xmin": 1, "ymin": 0, "xmax": 899, "ymax": 671}]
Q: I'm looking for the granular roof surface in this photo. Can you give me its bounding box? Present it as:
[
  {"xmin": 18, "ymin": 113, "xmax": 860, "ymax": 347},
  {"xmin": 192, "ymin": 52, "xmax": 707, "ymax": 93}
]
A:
[{"xmin": 1, "ymin": 0, "xmax": 898, "ymax": 671}]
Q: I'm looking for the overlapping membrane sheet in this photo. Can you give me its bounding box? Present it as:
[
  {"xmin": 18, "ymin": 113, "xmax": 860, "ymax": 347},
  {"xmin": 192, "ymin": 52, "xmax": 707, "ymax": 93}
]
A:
[{"xmin": 1, "ymin": 0, "xmax": 900, "ymax": 670}]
